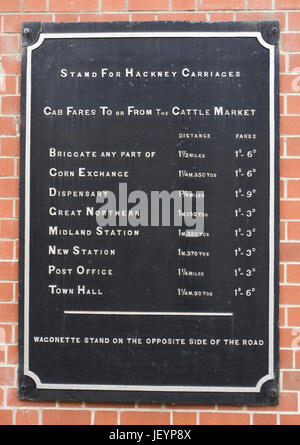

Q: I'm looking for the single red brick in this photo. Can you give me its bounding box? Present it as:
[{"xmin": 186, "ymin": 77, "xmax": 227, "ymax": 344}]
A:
[
  {"xmin": 253, "ymin": 414, "xmax": 277, "ymax": 425},
  {"xmin": 280, "ymin": 349, "xmax": 293, "ymax": 369},
  {"xmin": 280, "ymin": 201, "xmax": 300, "ymax": 219},
  {"xmin": 248, "ymin": 0, "xmax": 272, "ymax": 8},
  {"xmin": 282, "ymin": 33, "xmax": 300, "ymax": 52},
  {"xmin": 120, "ymin": 411, "xmax": 170, "ymax": 425},
  {"xmin": 281, "ymin": 414, "xmax": 300, "ymax": 425},
  {"xmin": 289, "ymin": 54, "xmax": 300, "ymax": 72},
  {"xmin": 131, "ymin": 14, "xmax": 156, "ymax": 21},
  {"xmin": 0, "ymin": 178, "xmax": 19, "ymax": 197},
  {"xmin": 1, "ymin": 96, "xmax": 20, "ymax": 115},
  {"xmin": 0, "ymin": 199, "xmax": 14, "ymax": 217},
  {"xmin": 94, "ymin": 411, "xmax": 118, "ymax": 425},
  {"xmin": 281, "ymin": 243, "xmax": 300, "ymax": 262},
  {"xmin": 24, "ymin": 0, "xmax": 47, "ymax": 11},
  {"xmin": 288, "ymin": 221, "xmax": 300, "ymax": 240},
  {"xmin": 0, "ymin": 282, "xmax": 15, "ymax": 303},
  {"xmin": 276, "ymin": 0, "xmax": 300, "ymax": 9},
  {"xmin": 173, "ymin": 411, "xmax": 197, "ymax": 425},
  {"xmin": 283, "ymin": 371, "xmax": 300, "ymax": 390},
  {"xmin": 0, "ymin": 76, "xmax": 17, "ymax": 95},
  {"xmin": 288, "ymin": 307, "xmax": 300, "ymax": 326},
  {"xmin": 287, "ymin": 96, "xmax": 300, "ymax": 114},
  {"xmin": 280, "ymin": 73, "xmax": 300, "ymax": 93},
  {"xmin": 210, "ymin": 12, "xmax": 234, "ymax": 21},
  {"xmin": 0, "ymin": 262, "xmax": 18, "ymax": 281},
  {"xmin": 0, "ymin": 36, "xmax": 18, "ymax": 54},
  {"xmin": 0, "ymin": 117, "xmax": 16, "ymax": 135},
  {"xmin": 197, "ymin": 0, "xmax": 245, "ymax": 10},
  {"xmin": 288, "ymin": 12, "xmax": 300, "ymax": 31},
  {"xmin": 0, "ymin": 220, "xmax": 19, "ymax": 238},
  {"xmin": 79, "ymin": 13, "xmax": 130, "ymax": 21},
  {"xmin": 281, "ymin": 285, "xmax": 300, "ymax": 305},
  {"xmin": 0, "ymin": 0, "xmax": 20, "ymax": 12},
  {"xmin": 0, "ymin": 241, "xmax": 14, "ymax": 260},
  {"xmin": 287, "ymin": 180, "xmax": 300, "ymax": 198},
  {"xmin": 54, "ymin": 14, "xmax": 79, "ymax": 22},
  {"xmin": 102, "ymin": 0, "xmax": 126, "ymax": 10},
  {"xmin": 49, "ymin": 0, "xmax": 99, "ymax": 12},
  {"xmin": 0, "ymin": 303, "xmax": 18, "ymax": 323},
  {"xmin": 42, "ymin": 409, "xmax": 92, "ymax": 425},
  {"xmin": 1, "ymin": 137, "xmax": 20, "ymax": 156},
  {"xmin": 286, "ymin": 138, "xmax": 300, "ymax": 157},
  {"xmin": 157, "ymin": 12, "xmax": 206, "ymax": 21},
  {"xmin": 0, "ymin": 366, "xmax": 15, "ymax": 385},
  {"xmin": 0, "ymin": 410, "xmax": 13, "ymax": 425},
  {"xmin": 16, "ymin": 409, "xmax": 39, "ymax": 425},
  {"xmin": 1, "ymin": 55, "xmax": 21, "ymax": 74},
  {"xmin": 280, "ymin": 328, "xmax": 299, "ymax": 348},
  {"xmin": 128, "ymin": 0, "xmax": 169, "ymax": 10},
  {"xmin": 0, "ymin": 158, "xmax": 15, "ymax": 177},
  {"xmin": 281, "ymin": 116, "xmax": 300, "ymax": 135},
  {"xmin": 172, "ymin": 0, "xmax": 195, "ymax": 10},
  {"xmin": 287, "ymin": 264, "xmax": 300, "ymax": 283},
  {"xmin": 199, "ymin": 412, "xmax": 250, "ymax": 425}
]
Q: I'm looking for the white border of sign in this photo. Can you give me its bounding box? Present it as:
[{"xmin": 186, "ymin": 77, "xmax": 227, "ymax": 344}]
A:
[{"xmin": 24, "ymin": 31, "xmax": 275, "ymax": 393}]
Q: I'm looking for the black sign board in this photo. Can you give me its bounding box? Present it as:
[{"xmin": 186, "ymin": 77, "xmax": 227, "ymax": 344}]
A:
[{"xmin": 19, "ymin": 21, "xmax": 280, "ymax": 405}]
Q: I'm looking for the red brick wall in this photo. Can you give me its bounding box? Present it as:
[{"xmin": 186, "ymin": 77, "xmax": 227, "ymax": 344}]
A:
[{"xmin": 0, "ymin": 0, "xmax": 300, "ymax": 426}]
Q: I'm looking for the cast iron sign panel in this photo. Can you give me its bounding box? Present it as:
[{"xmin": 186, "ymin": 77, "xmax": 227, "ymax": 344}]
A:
[{"xmin": 19, "ymin": 21, "xmax": 280, "ymax": 404}]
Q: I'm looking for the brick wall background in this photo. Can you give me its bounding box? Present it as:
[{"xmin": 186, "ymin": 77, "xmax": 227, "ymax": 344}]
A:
[{"xmin": 0, "ymin": 0, "xmax": 299, "ymax": 426}]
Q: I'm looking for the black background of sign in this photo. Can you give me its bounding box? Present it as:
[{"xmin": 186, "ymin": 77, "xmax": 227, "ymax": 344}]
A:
[{"xmin": 19, "ymin": 21, "xmax": 280, "ymax": 405}]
